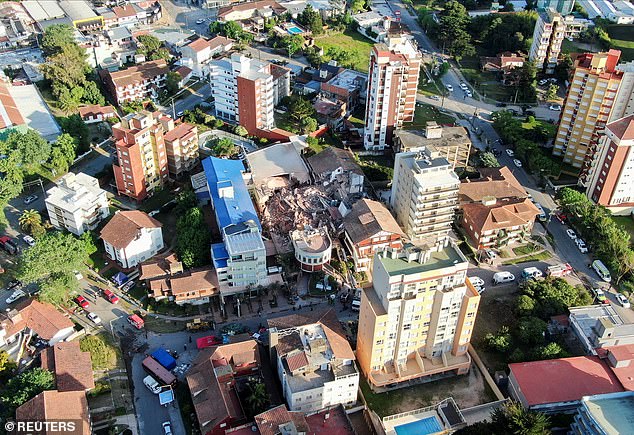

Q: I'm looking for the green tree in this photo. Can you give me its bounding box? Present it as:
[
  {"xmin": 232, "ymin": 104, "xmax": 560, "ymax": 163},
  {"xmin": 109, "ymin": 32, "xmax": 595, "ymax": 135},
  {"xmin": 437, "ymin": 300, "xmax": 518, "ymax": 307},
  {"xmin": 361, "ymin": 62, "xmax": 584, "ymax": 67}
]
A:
[
  {"xmin": 82, "ymin": 81, "xmax": 105, "ymax": 106},
  {"xmin": 298, "ymin": 4, "xmax": 323, "ymax": 34},
  {"xmin": 6, "ymin": 130, "xmax": 51, "ymax": 172},
  {"xmin": 19, "ymin": 209, "xmax": 45, "ymax": 238},
  {"xmin": 485, "ymin": 326, "xmax": 512, "ymax": 352},
  {"xmin": 536, "ymin": 342, "xmax": 567, "ymax": 360},
  {"xmin": 0, "ymin": 350, "xmax": 16, "ymax": 382},
  {"xmin": 300, "ymin": 117, "xmax": 318, "ymax": 134},
  {"xmin": 166, "ymin": 71, "xmax": 181, "ymax": 96},
  {"xmin": 517, "ymin": 316, "xmax": 547, "ymax": 345},
  {"xmin": 0, "ymin": 151, "xmax": 24, "ymax": 209},
  {"xmin": 288, "ymin": 96, "xmax": 315, "ymax": 122},
  {"xmin": 137, "ymin": 34, "xmax": 162, "ymax": 53},
  {"xmin": 56, "ymin": 133, "xmax": 78, "ymax": 164},
  {"xmin": 515, "ymin": 294, "xmax": 536, "ymax": 316},
  {"xmin": 478, "ymin": 151, "xmax": 500, "ymax": 167},
  {"xmin": 234, "ymin": 125, "xmax": 249, "ymax": 137},
  {"xmin": 245, "ymin": 378, "xmax": 268, "ymax": 417},
  {"xmin": 1, "ymin": 368, "xmax": 55, "ymax": 413},
  {"xmin": 521, "ymin": 278, "xmax": 592, "ymax": 319},
  {"xmin": 58, "ymin": 114, "xmax": 91, "ymax": 152},
  {"xmin": 490, "ymin": 401, "xmax": 551, "ymax": 434},
  {"xmin": 437, "ymin": 1, "xmax": 474, "ymax": 60},
  {"xmin": 545, "ymin": 84, "xmax": 559, "ymax": 101},
  {"xmin": 350, "ymin": 0, "xmax": 367, "ymax": 13},
  {"xmin": 16, "ymin": 232, "xmax": 91, "ymax": 302},
  {"xmin": 211, "ymin": 138, "xmax": 236, "ymax": 157},
  {"xmin": 41, "ymin": 24, "xmax": 76, "ymax": 56},
  {"xmin": 41, "ymin": 44, "xmax": 89, "ymax": 93},
  {"xmin": 281, "ymin": 34, "xmax": 305, "ymax": 57},
  {"xmin": 555, "ymin": 54, "xmax": 573, "ymax": 82},
  {"xmin": 176, "ymin": 207, "xmax": 211, "ymax": 268}
]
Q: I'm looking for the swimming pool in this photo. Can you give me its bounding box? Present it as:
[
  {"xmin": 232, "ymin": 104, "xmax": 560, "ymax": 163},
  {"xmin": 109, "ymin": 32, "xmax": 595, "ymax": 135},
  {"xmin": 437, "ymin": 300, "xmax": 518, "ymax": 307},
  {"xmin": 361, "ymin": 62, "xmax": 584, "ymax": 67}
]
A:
[
  {"xmin": 287, "ymin": 26, "xmax": 303, "ymax": 35},
  {"xmin": 394, "ymin": 416, "xmax": 443, "ymax": 435}
]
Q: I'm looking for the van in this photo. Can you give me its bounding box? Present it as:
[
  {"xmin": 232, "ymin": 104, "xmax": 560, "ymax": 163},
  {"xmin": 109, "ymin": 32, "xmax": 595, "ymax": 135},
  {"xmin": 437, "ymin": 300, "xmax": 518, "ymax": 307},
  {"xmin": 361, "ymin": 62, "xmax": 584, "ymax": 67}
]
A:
[
  {"xmin": 521, "ymin": 267, "xmax": 543, "ymax": 280},
  {"xmin": 492, "ymin": 272, "xmax": 515, "ymax": 285},
  {"xmin": 143, "ymin": 375, "xmax": 161, "ymax": 394},
  {"xmin": 127, "ymin": 314, "xmax": 144, "ymax": 329},
  {"xmin": 351, "ymin": 299, "xmax": 361, "ymax": 312},
  {"xmin": 592, "ymin": 260, "xmax": 611, "ymax": 282}
]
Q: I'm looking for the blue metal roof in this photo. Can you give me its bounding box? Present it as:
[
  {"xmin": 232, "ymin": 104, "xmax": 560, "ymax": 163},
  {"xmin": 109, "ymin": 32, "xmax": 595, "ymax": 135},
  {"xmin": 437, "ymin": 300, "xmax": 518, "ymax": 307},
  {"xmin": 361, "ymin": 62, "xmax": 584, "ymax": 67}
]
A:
[
  {"xmin": 202, "ymin": 157, "xmax": 261, "ymax": 230},
  {"xmin": 211, "ymin": 242, "xmax": 229, "ymax": 269}
]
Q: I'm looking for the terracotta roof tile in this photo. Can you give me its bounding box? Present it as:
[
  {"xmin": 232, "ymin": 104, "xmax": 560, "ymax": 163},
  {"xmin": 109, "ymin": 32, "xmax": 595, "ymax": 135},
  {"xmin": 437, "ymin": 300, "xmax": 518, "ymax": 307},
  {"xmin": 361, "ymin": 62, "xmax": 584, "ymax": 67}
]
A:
[
  {"xmin": 255, "ymin": 405, "xmax": 308, "ymax": 435},
  {"xmin": 343, "ymin": 199, "xmax": 404, "ymax": 245},
  {"xmin": 0, "ymin": 299, "xmax": 73, "ymax": 341},
  {"xmin": 307, "ymin": 147, "xmax": 363, "ymax": 177},
  {"xmin": 140, "ymin": 253, "xmax": 182, "ymax": 279},
  {"xmin": 285, "ymin": 351, "xmax": 309, "ymax": 372},
  {"xmin": 78, "ymin": 104, "xmax": 117, "ymax": 119},
  {"xmin": 163, "ymin": 122, "xmax": 197, "ymax": 143},
  {"xmin": 107, "ymin": 60, "xmax": 168, "ymax": 89},
  {"xmin": 459, "ymin": 166, "xmax": 526, "ymax": 203},
  {"xmin": 16, "ymin": 390, "xmax": 91, "ymax": 434},
  {"xmin": 41, "ymin": 342, "xmax": 95, "ymax": 392},
  {"xmin": 100, "ymin": 210, "xmax": 162, "ymax": 249},
  {"xmin": 607, "ymin": 115, "xmax": 634, "ymax": 141}
]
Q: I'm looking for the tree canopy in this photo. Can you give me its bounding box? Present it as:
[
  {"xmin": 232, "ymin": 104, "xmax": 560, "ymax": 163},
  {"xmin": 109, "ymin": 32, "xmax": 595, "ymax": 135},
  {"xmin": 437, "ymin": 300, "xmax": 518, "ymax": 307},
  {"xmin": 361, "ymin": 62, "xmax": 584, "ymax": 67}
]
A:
[
  {"xmin": 175, "ymin": 206, "xmax": 211, "ymax": 268},
  {"xmin": 1, "ymin": 368, "xmax": 55, "ymax": 415},
  {"xmin": 210, "ymin": 21, "xmax": 254, "ymax": 43},
  {"xmin": 519, "ymin": 277, "xmax": 592, "ymax": 319},
  {"xmin": 456, "ymin": 401, "xmax": 551, "ymax": 434},
  {"xmin": 136, "ymin": 34, "xmax": 171, "ymax": 61},
  {"xmin": 298, "ymin": 4, "xmax": 323, "ymax": 34},
  {"xmin": 436, "ymin": 2, "xmax": 474, "ymax": 60}
]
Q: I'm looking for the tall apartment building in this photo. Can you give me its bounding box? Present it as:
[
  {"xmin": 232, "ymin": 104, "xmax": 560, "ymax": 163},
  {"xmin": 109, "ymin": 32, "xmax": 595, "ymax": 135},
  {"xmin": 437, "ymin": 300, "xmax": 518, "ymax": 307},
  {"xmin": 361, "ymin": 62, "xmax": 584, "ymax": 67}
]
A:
[
  {"xmin": 202, "ymin": 157, "xmax": 270, "ymax": 298},
  {"xmin": 45, "ymin": 172, "xmax": 110, "ymax": 236},
  {"xmin": 209, "ymin": 54, "xmax": 290, "ymax": 135},
  {"xmin": 102, "ymin": 59, "xmax": 169, "ymax": 105},
  {"xmin": 529, "ymin": 9, "xmax": 567, "ymax": 74},
  {"xmin": 552, "ymin": 50, "xmax": 634, "ymax": 174},
  {"xmin": 112, "ymin": 111, "xmax": 169, "ymax": 201},
  {"xmin": 162, "ymin": 121, "xmax": 199, "ymax": 178},
  {"xmin": 585, "ymin": 115, "xmax": 634, "ymax": 213},
  {"xmin": 390, "ymin": 149, "xmax": 460, "ymax": 242},
  {"xmin": 364, "ymin": 36, "xmax": 421, "ymax": 150},
  {"xmin": 356, "ymin": 240, "xmax": 480, "ymax": 390},
  {"xmin": 268, "ymin": 309, "xmax": 359, "ymax": 413}
]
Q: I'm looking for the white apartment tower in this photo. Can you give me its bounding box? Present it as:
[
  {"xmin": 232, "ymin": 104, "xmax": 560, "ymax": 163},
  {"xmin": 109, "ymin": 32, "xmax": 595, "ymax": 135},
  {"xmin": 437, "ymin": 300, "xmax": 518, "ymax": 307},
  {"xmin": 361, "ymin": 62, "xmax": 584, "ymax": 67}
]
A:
[
  {"xmin": 390, "ymin": 149, "xmax": 460, "ymax": 242},
  {"xmin": 529, "ymin": 9, "xmax": 567, "ymax": 74},
  {"xmin": 45, "ymin": 172, "xmax": 110, "ymax": 236},
  {"xmin": 364, "ymin": 36, "xmax": 421, "ymax": 150}
]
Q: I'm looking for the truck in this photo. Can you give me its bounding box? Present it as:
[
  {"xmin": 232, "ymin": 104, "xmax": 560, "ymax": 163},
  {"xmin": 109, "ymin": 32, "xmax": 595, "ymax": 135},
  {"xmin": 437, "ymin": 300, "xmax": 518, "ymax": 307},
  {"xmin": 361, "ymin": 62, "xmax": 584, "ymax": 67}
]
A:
[
  {"xmin": 546, "ymin": 263, "xmax": 573, "ymax": 278},
  {"xmin": 0, "ymin": 236, "xmax": 19, "ymax": 255},
  {"xmin": 151, "ymin": 348, "xmax": 177, "ymax": 371},
  {"xmin": 142, "ymin": 356, "xmax": 176, "ymax": 386},
  {"xmin": 127, "ymin": 314, "xmax": 144, "ymax": 330}
]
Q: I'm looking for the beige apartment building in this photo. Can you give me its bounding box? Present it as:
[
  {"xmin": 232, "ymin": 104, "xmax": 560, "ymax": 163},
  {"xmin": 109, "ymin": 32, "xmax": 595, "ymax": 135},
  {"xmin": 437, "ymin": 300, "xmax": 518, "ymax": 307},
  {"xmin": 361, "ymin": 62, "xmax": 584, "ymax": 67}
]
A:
[
  {"xmin": 552, "ymin": 50, "xmax": 632, "ymax": 175},
  {"xmin": 390, "ymin": 149, "xmax": 460, "ymax": 242},
  {"xmin": 162, "ymin": 121, "xmax": 199, "ymax": 178},
  {"xmin": 356, "ymin": 239, "xmax": 480, "ymax": 390}
]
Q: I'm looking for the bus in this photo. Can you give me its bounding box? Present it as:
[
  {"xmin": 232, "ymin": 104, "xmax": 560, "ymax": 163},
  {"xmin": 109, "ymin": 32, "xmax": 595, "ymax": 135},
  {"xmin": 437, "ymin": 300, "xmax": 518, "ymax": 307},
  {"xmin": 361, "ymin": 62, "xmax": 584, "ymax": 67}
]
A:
[{"xmin": 592, "ymin": 260, "xmax": 611, "ymax": 283}]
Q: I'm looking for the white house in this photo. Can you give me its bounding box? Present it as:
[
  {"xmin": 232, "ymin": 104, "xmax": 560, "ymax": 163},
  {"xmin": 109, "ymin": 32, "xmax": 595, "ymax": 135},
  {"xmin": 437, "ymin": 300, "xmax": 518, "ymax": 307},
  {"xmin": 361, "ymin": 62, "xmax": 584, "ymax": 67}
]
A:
[
  {"xmin": 0, "ymin": 299, "xmax": 75, "ymax": 348},
  {"xmin": 180, "ymin": 36, "xmax": 234, "ymax": 78},
  {"xmin": 100, "ymin": 210, "xmax": 164, "ymax": 269},
  {"xmin": 45, "ymin": 173, "xmax": 110, "ymax": 236}
]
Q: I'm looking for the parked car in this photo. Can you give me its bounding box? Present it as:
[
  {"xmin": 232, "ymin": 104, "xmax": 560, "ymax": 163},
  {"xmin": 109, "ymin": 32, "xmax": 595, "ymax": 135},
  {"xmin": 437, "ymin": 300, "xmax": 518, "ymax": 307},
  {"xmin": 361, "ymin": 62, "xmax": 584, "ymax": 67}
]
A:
[
  {"xmin": 163, "ymin": 422, "xmax": 173, "ymax": 435},
  {"xmin": 195, "ymin": 19, "xmax": 204, "ymax": 24},
  {"xmin": 143, "ymin": 375, "xmax": 162, "ymax": 394},
  {"xmin": 460, "ymin": 82, "xmax": 468, "ymax": 90},
  {"xmin": 445, "ymin": 84, "xmax": 453, "ymax": 92},
  {"xmin": 555, "ymin": 211, "xmax": 568, "ymax": 224},
  {"xmin": 22, "ymin": 235, "xmax": 35, "ymax": 247},
  {"xmin": 576, "ymin": 238, "xmax": 588, "ymax": 253},
  {"xmin": 429, "ymin": 95, "xmax": 440, "ymax": 101},
  {"xmin": 616, "ymin": 293, "xmax": 631, "ymax": 308},
  {"xmin": 87, "ymin": 312, "xmax": 102, "ymax": 324},
  {"xmin": 492, "ymin": 271, "xmax": 515, "ymax": 285},
  {"xmin": 538, "ymin": 79, "xmax": 548, "ymax": 86},
  {"xmin": 127, "ymin": 314, "xmax": 144, "ymax": 329},
  {"xmin": 6, "ymin": 289, "xmax": 26, "ymax": 304},
  {"xmin": 469, "ymin": 276, "xmax": 485, "ymax": 288},
  {"xmin": 0, "ymin": 236, "xmax": 19, "ymax": 255},
  {"xmin": 592, "ymin": 288, "xmax": 609, "ymax": 304},
  {"xmin": 75, "ymin": 295, "xmax": 89, "ymax": 309},
  {"xmin": 506, "ymin": 149, "xmax": 515, "ymax": 157},
  {"xmin": 566, "ymin": 229, "xmax": 577, "ymax": 239},
  {"xmin": 513, "ymin": 159, "xmax": 522, "ymax": 167},
  {"xmin": 549, "ymin": 104, "xmax": 561, "ymax": 111},
  {"xmin": 103, "ymin": 289, "xmax": 119, "ymax": 304},
  {"xmin": 176, "ymin": 111, "xmax": 184, "ymax": 117},
  {"xmin": 7, "ymin": 280, "xmax": 22, "ymax": 291},
  {"xmin": 464, "ymin": 90, "xmax": 472, "ymax": 97},
  {"xmin": 23, "ymin": 194, "xmax": 38, "ymax": 205}
]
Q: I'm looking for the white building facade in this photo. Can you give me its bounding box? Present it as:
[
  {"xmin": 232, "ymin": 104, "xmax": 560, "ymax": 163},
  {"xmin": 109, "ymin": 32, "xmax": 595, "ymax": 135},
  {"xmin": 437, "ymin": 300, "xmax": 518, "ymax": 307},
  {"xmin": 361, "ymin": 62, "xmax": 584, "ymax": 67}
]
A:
[{"xmin": 45, "ymin": 173, "xmax": 110, "ymax": 236}]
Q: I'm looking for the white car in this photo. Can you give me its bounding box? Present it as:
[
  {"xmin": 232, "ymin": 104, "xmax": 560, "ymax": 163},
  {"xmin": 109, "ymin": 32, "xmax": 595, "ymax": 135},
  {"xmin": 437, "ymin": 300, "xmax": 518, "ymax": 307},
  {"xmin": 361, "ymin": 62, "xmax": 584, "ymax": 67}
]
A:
[
  {"xmin": 616, "ymin": 293, "xmax": 631, "ymax": 308},
  {"xmin": 566, "ymin": 229, "xmax": 577, "ymax": 239},
  {"xmin": 163, "ymin": 422, "xmax": 173, "ymax": 435},
  {"xmin": 445, "ymin": 84, "xmax": 453, "ymax": 92},
  {"xmin": 469, "ymin": 276, "xmax": 485, "ymax": 288},
  {"xmin": 549, "ymin": 104, "xmax": 561, "ymax": 111},
  {"xmin": 87, "ymin": 312, "xmax": 102, "ymax": 324},
  {"xmin": 513, "ymin": 159, "xmax": 522, "ymax": 167},
  {"xmin": 459, "ymin": 82, "xmax": 468, "ymax": 90},
  {"xmin": 464, "ymin": 90, "xmax": 472, "ymax": 97},
  {"xmin": 538, "ymin": 79, "xmax": 548, "ymax": 86},
  {"xmin": 22, "ymin": 235, "xmax": 35, "ymax": 247},
  {"xmin": 506, "ymin": 149, "xmax": 514, "ymax": 157},
  {"xmin": 6, "ymin": 289, "xmax": 26, "ymax": 304},
  {"xmin": 576, "ymin": 238, "xmax": 588, "ymax": 253},
  {"xmin": 196, "ymin": 19, "xmax": 204, "ymax": 24}
]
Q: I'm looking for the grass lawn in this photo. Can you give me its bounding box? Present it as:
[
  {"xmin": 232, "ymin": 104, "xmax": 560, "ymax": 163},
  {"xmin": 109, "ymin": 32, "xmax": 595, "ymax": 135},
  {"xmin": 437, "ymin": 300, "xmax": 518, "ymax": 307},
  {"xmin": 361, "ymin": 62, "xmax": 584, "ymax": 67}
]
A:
[
  {"xmin": 357, "ymin": 154, "xmax": 394, "ymax": 182},
  {"xmin": 315, "ymin": 29, "xmax": 374, "ymax": 73},
  {"xmin": 139, "ymin": 188, "xmax": 175, "ymax": 213},
  {"xmin": 561, "ymin": 39, "xmax": 586, "ymax": 54},
  {"xmin": 502, "ymin": 250, "xmax": 552, "ymax": 265},
  {"xmin": 608, "ymin": 25, "xmax": 634, "ymax": 61},
  {"xmin": 611, "ymin": 215, "xmax": 634, "ymax": 242},
  {"xmin": 144, "ymin": 316, "xmax": 187, "ymax": 333},
  {"xmin": 521, "ymin": 117, "xmax": 557, "ymax": 137},
  {"xmin": 512, "ymin": 243, "xmax": 540, "ymax": 256},
  {"xmin": 348, "ymin": 107, "xmax": 365, "ymax": 129},
  {"xmin": 612, "ymin": 39, "xmax": 634, "ymax": 62},
  {"xmin": 405, "ymin": 104, "xmax": 456, "ymax": 129},
  {"xmin": 80, "ymin": 333, "xmax": 121, "ymax": 371}
]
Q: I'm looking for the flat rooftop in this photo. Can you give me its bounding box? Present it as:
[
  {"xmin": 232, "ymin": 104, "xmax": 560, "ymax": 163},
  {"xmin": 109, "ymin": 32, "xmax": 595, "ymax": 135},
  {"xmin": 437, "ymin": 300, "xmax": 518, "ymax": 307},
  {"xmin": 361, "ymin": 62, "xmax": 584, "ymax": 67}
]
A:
[
  {"xmin": 569, "ymin": 305, "xmax": 626, "ymax": 338},
  {"xmin": 379, "ymin": 244, "xmax": 467, "ymax": 277},
  {"xmin": 581, "ymin": 392, "xmax": 634, "ymax": 434},
  {"xmin": 327, "ymin": 69, "xmax": 366, "ymax": 90}
]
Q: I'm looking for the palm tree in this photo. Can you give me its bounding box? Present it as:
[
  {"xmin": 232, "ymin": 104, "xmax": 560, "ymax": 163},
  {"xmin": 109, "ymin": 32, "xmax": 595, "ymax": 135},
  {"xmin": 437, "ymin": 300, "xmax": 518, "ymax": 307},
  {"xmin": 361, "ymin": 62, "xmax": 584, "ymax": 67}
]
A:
[
  {"xmin": 19, "ymin": 209, "xmax": 42, "ymax": 235},
  {"xmin": 245, "ymin": 378, "xmax": 268, "ymax": 416}
]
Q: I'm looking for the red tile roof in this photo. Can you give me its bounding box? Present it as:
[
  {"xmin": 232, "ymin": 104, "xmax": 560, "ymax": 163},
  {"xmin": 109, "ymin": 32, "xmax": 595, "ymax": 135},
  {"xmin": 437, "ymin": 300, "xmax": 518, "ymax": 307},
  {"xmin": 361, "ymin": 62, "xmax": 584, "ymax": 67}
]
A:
[
  {"xmin": 78, "ymin": 104, "xmax": 117, "ymax": 119},
  {"xmin": 0, "ymin": 83, "xmax": 25, "ymax": 129},
  {"xmin": 605, "ymin": 344, "xmax": 634, "ymax": 391},
  {"xmin": 107, "ymin": 60, "xmax": 169, "ymax": 89},
  {"xmin": 100, "ymin": 210, "xmax": 162, "ymax": 249},
  {"xmin": 16, "ymin": 390, "xmax": 91, "ymax": 435},
  {"xmin": 41, "ymin": 342, "xmax": 95, "ymax": 392},
  {"xmin": 607, "ymin": 115, "xmax": 634, "ymax": 141},
  {"xmin": 305, "ymin": 405, "xmax": 355, "ymax": 435},
  {"xmin": 1, "ymin": 299, "xmax": 73, "ymax": 341},
  {"xmin": 285, "ymin": 351, "xmax": 309, "ymax": 372},
  {"xmin": 509, "ymin": 356, "xmax": 624, "ymax": 406},
  {"xmin": 163, "ymin": 122, "xmax": 197, "ymax": 143},
  {"xmin": 255, "ymin": 405, "xmax": 308, "ymax": 435}
]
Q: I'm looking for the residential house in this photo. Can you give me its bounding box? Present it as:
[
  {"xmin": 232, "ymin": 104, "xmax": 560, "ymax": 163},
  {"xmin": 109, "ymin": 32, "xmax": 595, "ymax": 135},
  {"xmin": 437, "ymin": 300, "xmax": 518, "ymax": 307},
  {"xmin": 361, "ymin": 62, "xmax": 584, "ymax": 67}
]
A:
[
  {"xmin": 102, "ymin": 59, "xmax": 169, "ymax": 105},
  {"xmin": 187, "ymin": 338, "xmax": 260, "ymax": 435},
  {"xmin": 480, "ymin": 51, "xmax": 525, "ymax": 84},
  {"xmin": 217, "ymin": 0, "xmax": 286, "ymax": 22},
  {"xmin": 0, "ymin": 299, "xmax": 74, "ymax": 347},
  {"xmin": 307, "ymin": 147, "xmax": 364, "ymax": 197},
  {"xmin": 321, "ymin": 68, "xmax": 368, "ymax": 115},
  {"xmin": 268, "ymin": 308, "xmax": 359, "ymax": 413},
  {"xmin": 568, "ymin": 305, "xmax": 634, "ymax": 355},
  {"xmin": 78, "ymin": 105, "xmax": 118, "ymax": 124},
  {"xmin": 163, "ymin": 121, "xmax": 199, "ymax": 178},
  {"xmin": 147, "ymin": 264, "xmax": 219, "ymax": 306},
  {"xmin": 45, "ymin": 172, "xmax": 110, "ymax": 236},
  {"xmin": 342, "ymin": 199, "xmax": 404, "ymax": 272},
  {"xmin": 459, "ymin": 167, "xmax": 539, "ymax": 249},
  {"xmin": 16, "ymin": 391, "xmax": 91, "ymax": 435},
  {"xmin": 100, "ymin": 210, "xmax": 164, "ymax": 269},
  {"xmin": 313, "ymin": 97, "xmax": 346, "ymax": 131},
  {"xmin": 394, "ymin": 123, "xmax": 472, "ymax": 169},
  {"xmin": 356, "ymin": 240, "xmax": 480, "ymax": 390},
  {"xmin": 41, "ymin": 342, "xmax": 95, "ymax": 392},
  {"xmin": 181, "ymin": 36, "xmax": 235, "ymax": 78}
]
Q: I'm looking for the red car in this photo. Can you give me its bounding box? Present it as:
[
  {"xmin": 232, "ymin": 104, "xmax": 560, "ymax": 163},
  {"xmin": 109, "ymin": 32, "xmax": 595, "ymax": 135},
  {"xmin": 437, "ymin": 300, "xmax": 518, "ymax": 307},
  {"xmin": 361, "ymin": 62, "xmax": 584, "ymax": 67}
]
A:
[
  {"xmin": 75, "ymin": 295, "xmax": 89, "ymax": 308},
  {"xmin": 103, "ymin": 289, "xmax": 120, "ymax": 304}
]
